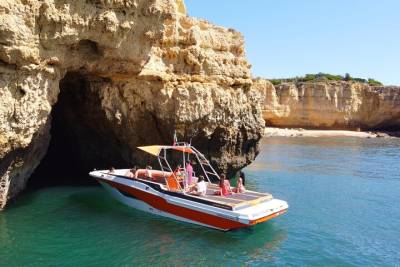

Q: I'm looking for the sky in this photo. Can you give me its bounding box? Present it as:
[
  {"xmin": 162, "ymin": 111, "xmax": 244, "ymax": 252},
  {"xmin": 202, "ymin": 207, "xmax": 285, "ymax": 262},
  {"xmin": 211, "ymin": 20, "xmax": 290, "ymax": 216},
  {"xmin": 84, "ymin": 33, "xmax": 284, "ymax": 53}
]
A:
[{"xmin": 185, "ymin": 0, "xmax": 400, "ymax": 85}]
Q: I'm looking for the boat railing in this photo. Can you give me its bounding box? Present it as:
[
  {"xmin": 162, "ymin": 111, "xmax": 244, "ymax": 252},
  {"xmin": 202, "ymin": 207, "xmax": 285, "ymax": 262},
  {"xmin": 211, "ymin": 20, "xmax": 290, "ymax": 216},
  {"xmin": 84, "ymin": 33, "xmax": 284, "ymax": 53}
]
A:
[
  {"xmin": 190, "ymin": 146, "xmax": 220, "ymax": 183},
  {"xmin": 157, "ymin": 148, "xmax": 183, "ymax": 191},
  {"xmin": 170, "ymin": 142, "xmax": 220, "ymax": 183},
  {"xmin": 136, "ymin": 142, "xmax": 220, "ymax": 190}
]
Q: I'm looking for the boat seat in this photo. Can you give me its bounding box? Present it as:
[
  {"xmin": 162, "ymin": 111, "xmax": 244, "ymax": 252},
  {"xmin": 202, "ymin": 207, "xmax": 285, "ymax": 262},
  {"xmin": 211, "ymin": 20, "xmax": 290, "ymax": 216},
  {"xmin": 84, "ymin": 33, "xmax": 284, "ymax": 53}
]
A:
[
  {"xmin": 166, "ymin": 173, "xmax": 182, "ymax": 191},
  {"xmin": 135, "ymin": 169, "xmax": 172, "ymax": 184}
]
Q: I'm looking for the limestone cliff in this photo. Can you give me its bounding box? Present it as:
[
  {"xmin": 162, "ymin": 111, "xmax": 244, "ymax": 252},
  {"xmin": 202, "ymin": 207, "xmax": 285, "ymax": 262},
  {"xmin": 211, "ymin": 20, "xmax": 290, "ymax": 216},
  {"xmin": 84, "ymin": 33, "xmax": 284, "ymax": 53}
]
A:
[
  {"xmin": 255, "ymin": 79, "xmax": 400, "ymax": 130},
  {"xmin": 0, "ymin": 0, "xmax": 264, "ymax": 208}
]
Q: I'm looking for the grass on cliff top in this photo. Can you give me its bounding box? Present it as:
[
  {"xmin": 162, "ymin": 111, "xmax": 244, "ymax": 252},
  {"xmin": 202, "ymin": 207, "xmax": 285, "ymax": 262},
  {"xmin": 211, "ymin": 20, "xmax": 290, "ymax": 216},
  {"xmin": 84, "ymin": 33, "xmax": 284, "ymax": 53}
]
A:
[{"xmin": 269, "ymin": 73, "xmax": 383, "ymax": 86}]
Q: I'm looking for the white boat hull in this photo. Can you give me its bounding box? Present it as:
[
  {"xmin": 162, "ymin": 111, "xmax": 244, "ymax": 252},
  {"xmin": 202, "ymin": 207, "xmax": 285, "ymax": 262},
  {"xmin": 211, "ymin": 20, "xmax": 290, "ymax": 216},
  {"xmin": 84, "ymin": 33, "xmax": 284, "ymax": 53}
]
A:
[
  {"xmin": 99, "ymin": 181, "xmax": 223, "ymax": 230},
  {"xmin": 91, "ymin": 170, "xmax": 288, "ymax": 231}
]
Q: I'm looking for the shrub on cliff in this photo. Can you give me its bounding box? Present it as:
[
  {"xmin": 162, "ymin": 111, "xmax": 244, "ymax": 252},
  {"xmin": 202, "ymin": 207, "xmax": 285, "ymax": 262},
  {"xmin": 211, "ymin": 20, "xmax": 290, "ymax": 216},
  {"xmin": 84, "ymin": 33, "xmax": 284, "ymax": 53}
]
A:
[
  {"xmin": 270, "ymin": 79, "xmax": 283, "ymax": 86},
  {"xmin": 300, "ymin": 73, "xmax": 343, "ymax": 82},
  {"xmin": 368, "ymin": 78, "xmax": 383, "ymax": 86},
  {"xmin": 268, "ymin": 73, "xmax": 383, "ymax": 86},
  {"xmin": 353, "ymin": 78, "xmax": 368, "ymax": 83}
]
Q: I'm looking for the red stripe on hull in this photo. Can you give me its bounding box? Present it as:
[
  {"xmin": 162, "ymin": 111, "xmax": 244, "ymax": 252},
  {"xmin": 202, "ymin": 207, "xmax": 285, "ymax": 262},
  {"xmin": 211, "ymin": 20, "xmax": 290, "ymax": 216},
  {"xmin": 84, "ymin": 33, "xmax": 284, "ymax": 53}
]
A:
[{"xmin": 99, "ymin": 178, "xmax": 282, "ymax": 230}]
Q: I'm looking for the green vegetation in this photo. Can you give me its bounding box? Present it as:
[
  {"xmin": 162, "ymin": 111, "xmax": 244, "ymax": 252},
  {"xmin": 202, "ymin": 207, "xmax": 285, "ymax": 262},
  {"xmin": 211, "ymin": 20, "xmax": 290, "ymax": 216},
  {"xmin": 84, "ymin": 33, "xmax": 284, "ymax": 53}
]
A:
[
  {"xmin": 269, "ymin": 73, "xmax": 383, "ymax": 86},
  {"xmin": 367, "ymin": 78, "xmax": 383, "ymax": 86}
]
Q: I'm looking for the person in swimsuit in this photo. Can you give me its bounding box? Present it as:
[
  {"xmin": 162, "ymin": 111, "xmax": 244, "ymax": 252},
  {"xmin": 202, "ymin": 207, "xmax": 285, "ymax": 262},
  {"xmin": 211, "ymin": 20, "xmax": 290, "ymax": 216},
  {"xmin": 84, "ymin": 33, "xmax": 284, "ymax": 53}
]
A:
[
  {"xmin": 215, "ymin": 174, "xmax": 233, "ymax": 196},
  {"xmin": 185, "ymin": 160, "xmax": 193, "ymax": 188},
  {"xmin": 145, "ymin": 166, "xmax": 153, "ymax": 180},
  {"xmin": 125, "ymin": 167, "xmax": 138, "ymax": 178},
  {"xmin": 239, "ymin": 171, "xmax": 246, "ymax": 186},
  {"xmin": 233, "ymin": 173, "xmax": 246, "ymax": 193}
]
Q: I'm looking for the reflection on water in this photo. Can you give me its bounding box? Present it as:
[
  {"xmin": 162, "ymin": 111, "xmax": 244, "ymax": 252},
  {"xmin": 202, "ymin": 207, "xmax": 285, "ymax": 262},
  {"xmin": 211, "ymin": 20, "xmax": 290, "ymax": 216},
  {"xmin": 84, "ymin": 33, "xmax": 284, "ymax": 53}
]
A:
[{"xmin": 1, "ymin": 136, "xmax": 400, "ymax": 266}]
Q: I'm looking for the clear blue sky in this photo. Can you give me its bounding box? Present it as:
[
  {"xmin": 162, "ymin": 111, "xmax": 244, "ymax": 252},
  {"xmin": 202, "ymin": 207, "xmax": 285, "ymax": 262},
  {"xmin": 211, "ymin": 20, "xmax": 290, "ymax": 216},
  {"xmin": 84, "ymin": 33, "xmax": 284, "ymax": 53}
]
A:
[{"xmin": 185, "ymin": 0, "xmax": 400, "ymax": 85}]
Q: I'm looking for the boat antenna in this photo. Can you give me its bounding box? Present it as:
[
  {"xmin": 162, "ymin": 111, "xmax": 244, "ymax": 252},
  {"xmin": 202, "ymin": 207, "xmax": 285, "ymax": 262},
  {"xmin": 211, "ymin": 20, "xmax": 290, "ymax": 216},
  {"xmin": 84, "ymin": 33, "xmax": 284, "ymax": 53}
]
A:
[
  {"xmin": 173, "ymin": 130, "xmax": 178, "ymax": 146},
  {"xmin": 189, "ymin": 129, "xmax": 198, "ymax": 145}
]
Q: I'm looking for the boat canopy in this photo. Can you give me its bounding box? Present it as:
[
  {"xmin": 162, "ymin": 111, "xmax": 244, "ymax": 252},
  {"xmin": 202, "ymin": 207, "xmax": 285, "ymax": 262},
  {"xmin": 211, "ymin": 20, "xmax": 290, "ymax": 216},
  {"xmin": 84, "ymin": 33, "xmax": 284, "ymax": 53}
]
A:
[
  {"xmin": 137, "ymin": 143, "xmax": 220, "ymax": 183},
  {"xmin": 137, "ymin": 145, "xmax": 194, "ymax": 156}
]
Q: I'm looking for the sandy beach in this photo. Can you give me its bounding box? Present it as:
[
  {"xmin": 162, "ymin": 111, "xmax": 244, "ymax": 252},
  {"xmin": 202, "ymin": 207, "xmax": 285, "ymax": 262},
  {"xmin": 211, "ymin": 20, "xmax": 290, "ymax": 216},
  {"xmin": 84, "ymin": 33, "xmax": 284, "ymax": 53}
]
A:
[{"xmin": 264, "ymin": 127, "xmax": 393, "ymax": 138}]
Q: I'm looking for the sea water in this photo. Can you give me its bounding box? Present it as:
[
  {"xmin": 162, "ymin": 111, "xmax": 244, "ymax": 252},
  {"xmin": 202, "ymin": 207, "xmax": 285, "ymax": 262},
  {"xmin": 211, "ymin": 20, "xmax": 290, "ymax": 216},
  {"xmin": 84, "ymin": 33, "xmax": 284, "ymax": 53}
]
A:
[{"xmin": 1, "ymin": 137, "xmax": 400, "ymax": 266}]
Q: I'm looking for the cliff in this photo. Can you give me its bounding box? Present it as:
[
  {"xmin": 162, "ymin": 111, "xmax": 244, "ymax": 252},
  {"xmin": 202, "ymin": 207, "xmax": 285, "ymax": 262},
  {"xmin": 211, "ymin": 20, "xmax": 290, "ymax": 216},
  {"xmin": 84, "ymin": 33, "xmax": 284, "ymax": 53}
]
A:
[
  {"xmin": 255, "ymin": 79, "xmax": 400, "ymax": 130},
  {"xmin": 0, "ymin": 0, "xmax": 264, "ymax": 209}
]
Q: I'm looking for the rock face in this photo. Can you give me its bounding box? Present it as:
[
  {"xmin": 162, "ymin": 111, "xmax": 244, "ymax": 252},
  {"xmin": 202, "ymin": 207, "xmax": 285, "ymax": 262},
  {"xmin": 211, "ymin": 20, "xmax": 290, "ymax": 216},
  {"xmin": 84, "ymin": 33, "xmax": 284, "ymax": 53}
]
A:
[
  {"xmin": 0, "ymin": 0, "xmax": 264, "ymax": 209},
  {"xmin": 255, "ymin": 79, "xmax": 400, "ymax": 130}
]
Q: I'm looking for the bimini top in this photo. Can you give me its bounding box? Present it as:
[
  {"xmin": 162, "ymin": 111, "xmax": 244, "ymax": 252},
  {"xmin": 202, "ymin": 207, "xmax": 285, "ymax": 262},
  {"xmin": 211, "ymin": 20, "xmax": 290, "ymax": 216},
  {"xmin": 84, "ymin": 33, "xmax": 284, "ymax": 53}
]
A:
[{"xmin": 137, "ymin": 145, "xmax": 194, "ymax": 156}]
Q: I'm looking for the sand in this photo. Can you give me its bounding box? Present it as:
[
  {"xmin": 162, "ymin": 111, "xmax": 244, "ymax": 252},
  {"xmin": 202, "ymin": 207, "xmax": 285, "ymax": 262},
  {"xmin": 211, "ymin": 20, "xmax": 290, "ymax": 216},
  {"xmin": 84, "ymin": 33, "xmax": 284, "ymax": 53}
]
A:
[{"xmin": 264, "ymin": 127, "xmax": 392, "ymax": 138}]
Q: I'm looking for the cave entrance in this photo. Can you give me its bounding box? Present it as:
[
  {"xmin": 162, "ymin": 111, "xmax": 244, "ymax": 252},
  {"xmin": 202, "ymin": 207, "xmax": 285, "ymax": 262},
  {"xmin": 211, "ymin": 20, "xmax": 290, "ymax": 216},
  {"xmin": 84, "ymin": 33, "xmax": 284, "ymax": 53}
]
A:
[{"xmin": 28, "ymin": 72, "xmax": 129, "ymax": 189}]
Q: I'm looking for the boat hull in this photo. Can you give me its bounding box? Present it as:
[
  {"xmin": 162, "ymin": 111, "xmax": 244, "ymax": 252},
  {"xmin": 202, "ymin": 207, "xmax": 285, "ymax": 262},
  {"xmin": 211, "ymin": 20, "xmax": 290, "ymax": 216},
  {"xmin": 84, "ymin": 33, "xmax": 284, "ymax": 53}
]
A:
[
  {"xmin": 92, "ymin": 171, "xmax": 288, "ymax": 231},
  {"xmin": 99, "ymin": 181, "xmax": 230, "ymax": 230}
]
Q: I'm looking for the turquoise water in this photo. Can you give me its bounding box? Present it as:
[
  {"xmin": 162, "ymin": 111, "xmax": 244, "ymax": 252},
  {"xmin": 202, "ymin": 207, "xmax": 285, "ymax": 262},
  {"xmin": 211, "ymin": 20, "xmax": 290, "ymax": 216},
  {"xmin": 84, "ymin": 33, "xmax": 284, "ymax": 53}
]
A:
[{"xmin": 1, "ymin": 137, "xmax": 400, "ymax": 266}]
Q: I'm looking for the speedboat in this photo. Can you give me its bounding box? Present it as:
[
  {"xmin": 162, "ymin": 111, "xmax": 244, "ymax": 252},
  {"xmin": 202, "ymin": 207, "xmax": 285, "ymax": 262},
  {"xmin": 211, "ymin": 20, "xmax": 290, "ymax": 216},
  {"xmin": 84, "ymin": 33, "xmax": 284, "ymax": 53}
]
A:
[{"xmin": 89, "ymin": 143, "xmax": 288, "ymax": 231}]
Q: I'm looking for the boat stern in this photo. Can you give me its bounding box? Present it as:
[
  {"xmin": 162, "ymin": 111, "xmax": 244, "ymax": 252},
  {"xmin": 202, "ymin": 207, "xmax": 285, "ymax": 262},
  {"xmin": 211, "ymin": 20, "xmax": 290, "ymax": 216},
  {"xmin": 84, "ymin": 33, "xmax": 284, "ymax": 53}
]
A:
[{"xmin": 236, "ymin": 198, "xmax": 288, "ymax": 227}]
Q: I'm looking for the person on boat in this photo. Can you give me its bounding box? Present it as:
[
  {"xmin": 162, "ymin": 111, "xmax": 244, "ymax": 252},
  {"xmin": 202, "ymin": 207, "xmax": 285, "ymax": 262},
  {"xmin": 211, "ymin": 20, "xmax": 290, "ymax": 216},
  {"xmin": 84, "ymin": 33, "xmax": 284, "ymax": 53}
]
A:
[
  {"xmin": 145, "ymin": 166, "xmax": 153, "ymax": 179},
  {"xmin": 187, "ymin": 175, "xmax": 207, "ymax": 196},
  {"xmin": 175, "ymin": 164, "xmax": 182, "ymax": 173},
  {"xmin": 174, "ymin": 164, "xmax": 185, "ymax": 184},
  {"xmin": 108, "ymin": 167, "xmax": 115, "ymax": 174},
  {"xmin": 239, "ymin": 171, "xmax": 246, "ymax": 186},
  {"xmin": 215, "ymin": 174, "xmax": 233, "ymax": 196},
  {"xmin": 233, "ymin": 172, "xmax": 246, "ymax": 193},
  {"xmin": 185, "ymin": 160, "xmax": 193, "ymax": 187},
  {"xmin": 125, "ymin": 167, "xmax": 137, "ymax": 178}
]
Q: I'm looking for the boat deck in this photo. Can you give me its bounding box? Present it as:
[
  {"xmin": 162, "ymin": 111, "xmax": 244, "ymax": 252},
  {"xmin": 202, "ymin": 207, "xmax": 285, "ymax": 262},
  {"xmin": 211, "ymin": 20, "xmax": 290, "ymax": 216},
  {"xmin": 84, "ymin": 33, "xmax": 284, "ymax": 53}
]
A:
[
  {"xmin": 106, "ymin": 169, "xmax": 274, "ymax": 211},
  {"xmin": 190, "ymin": 183, "xmax": 273, "ymax": 211}
]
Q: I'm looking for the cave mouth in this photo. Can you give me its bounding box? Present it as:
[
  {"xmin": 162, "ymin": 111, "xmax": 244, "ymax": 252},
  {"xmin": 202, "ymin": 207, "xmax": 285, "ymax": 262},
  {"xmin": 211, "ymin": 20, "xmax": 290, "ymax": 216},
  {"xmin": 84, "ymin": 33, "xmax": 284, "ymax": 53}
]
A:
[{"xmin": 28, "ymin": 72, "xmax": 129, "ymax": 190}]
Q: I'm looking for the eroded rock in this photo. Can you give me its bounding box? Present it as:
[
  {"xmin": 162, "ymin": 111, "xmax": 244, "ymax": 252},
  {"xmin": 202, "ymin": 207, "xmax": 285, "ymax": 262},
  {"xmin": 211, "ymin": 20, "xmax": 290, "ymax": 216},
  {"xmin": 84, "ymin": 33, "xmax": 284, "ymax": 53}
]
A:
[
  {"xmin": 0, "ymin": 0, "xmax": 263, "ymax": 209},
  {"xmin": 255, "ymin": 79, "xmax": 400, "ymax": 130}
]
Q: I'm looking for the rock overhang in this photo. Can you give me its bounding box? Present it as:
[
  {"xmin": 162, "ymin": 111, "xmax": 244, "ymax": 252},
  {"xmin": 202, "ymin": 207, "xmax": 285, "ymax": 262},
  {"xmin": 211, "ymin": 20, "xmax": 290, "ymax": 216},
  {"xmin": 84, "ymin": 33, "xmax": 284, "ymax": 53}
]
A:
[{"xmin": 0, "ymin": 0, "xmax": 263, "ymax": 209}]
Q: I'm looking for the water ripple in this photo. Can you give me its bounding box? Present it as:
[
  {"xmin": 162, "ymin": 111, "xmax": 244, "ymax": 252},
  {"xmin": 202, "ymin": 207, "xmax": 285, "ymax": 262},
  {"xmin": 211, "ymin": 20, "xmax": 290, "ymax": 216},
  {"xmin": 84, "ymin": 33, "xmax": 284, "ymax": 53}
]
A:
[{"xmin": 1, "ymin": 137, "xmax": 399, "ymax": 266}]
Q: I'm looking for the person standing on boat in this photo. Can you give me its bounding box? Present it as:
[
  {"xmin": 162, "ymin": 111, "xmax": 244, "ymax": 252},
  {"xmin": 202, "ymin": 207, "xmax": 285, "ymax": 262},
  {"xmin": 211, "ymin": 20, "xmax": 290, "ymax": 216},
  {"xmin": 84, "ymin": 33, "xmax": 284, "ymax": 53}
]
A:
[{"xmin": 185, "ymin": 160, "xmax": 193, "ymax": 188}]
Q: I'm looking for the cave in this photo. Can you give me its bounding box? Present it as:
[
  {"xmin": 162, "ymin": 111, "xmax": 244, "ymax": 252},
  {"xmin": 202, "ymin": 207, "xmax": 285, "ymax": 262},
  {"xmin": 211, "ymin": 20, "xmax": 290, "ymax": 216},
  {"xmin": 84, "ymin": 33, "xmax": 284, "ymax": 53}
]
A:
[{"xmin": 28, "ymin": 72, "xmax": 130, "ymax": 189}]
